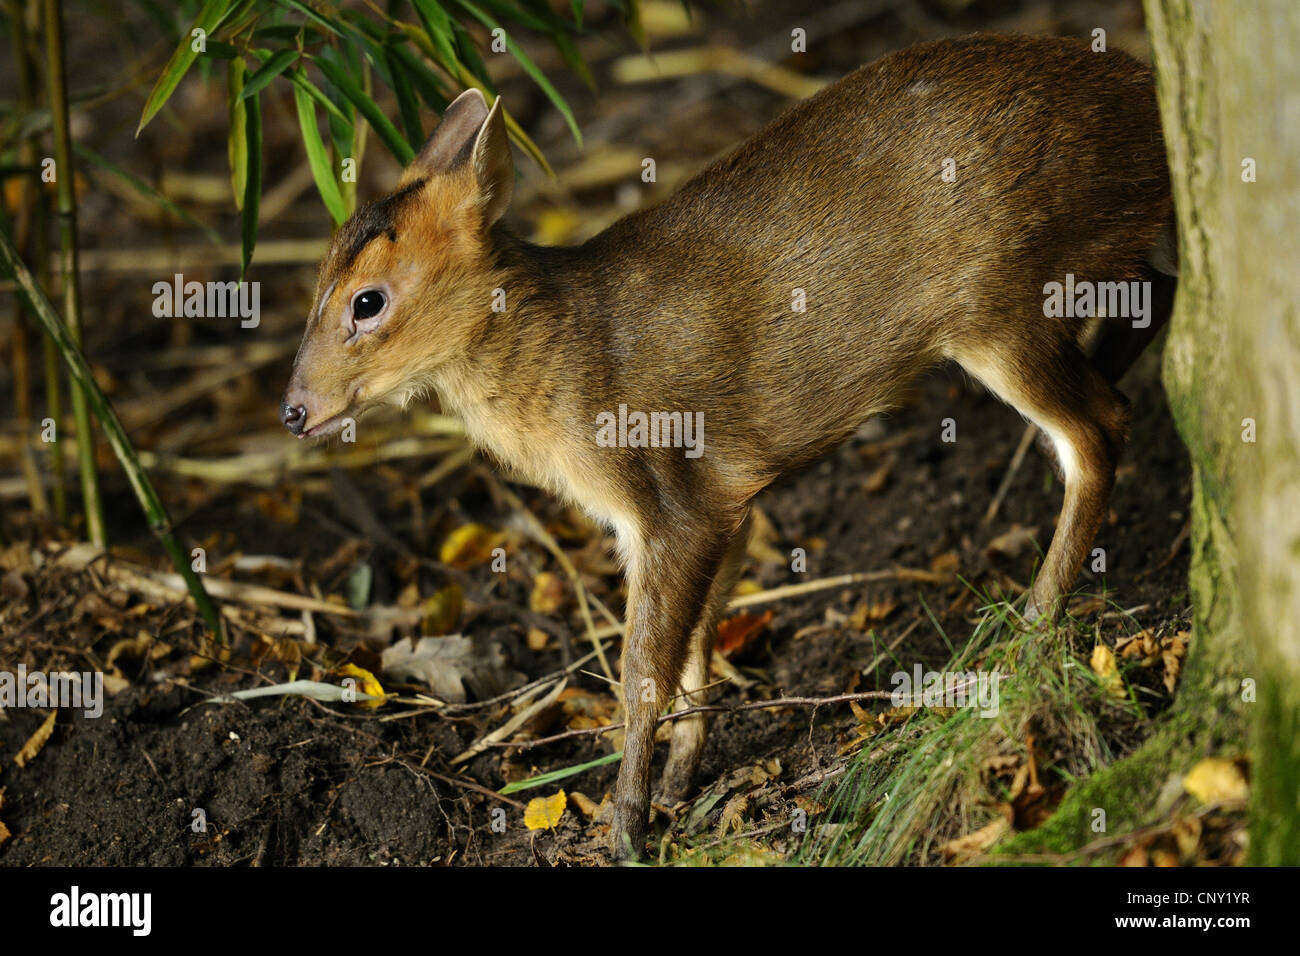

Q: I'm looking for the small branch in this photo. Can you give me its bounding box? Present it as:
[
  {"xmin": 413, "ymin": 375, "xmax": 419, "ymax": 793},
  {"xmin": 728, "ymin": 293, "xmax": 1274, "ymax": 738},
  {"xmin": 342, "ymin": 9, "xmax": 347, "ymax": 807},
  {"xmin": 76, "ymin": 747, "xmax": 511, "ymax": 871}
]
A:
[
  {"xmin": 481, "ymin": 469, "xmax": 615, "ymax": 683},
  {"xmin": 496, "ymin": 689, "xmax": 899, "ymax": 752},
  {"xmin": 983, "ymin": 423, "xmax": 1037, "ymax": 527}
]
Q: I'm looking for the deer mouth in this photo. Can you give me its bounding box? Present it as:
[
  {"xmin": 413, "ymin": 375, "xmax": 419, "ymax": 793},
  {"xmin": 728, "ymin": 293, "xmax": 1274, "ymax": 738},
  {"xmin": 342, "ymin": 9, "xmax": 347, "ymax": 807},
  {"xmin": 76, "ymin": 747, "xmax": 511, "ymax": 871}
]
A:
[{"xmin": 301, "ymin": 410, "xmax": 348, "ymax": 438}]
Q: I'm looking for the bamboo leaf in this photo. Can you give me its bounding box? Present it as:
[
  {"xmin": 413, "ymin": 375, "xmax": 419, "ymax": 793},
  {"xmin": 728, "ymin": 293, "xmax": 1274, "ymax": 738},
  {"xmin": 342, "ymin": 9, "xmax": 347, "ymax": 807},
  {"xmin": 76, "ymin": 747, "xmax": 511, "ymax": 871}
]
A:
[
  {"xmin": 313, "ymin": 55, "xmax": 414, "ymax": 164},
  {"xmin": 137, "ymin": 0, "xmax": 233, "ymax": 136},
  {"xmin": 241, "ymin": 89, "xmax": 262, "ymax": 276},
  {"xmin": 453, "ymin": 0, "xmax": 582, "ymax": 146},
  {"xmin": 241, "ymin": 48, "xmax": 298, "ymax": 100},
  {"xmin": 409, "ymin": 0, "xmax": 460, "ymax": 69},
  {"xmin": 386, "ymin": 43, "xmax": 424, "ymax": 147},
  {"xmin": 286, "ymin": 66, "xmax": 350, "ymax": 125},
  {"xmin": 293, "ymin": 81, "xmax": 347, "ymax": 224},
  {"xmin": 227, "ymin": 58, "xmax": 247, "ymax": 211}
]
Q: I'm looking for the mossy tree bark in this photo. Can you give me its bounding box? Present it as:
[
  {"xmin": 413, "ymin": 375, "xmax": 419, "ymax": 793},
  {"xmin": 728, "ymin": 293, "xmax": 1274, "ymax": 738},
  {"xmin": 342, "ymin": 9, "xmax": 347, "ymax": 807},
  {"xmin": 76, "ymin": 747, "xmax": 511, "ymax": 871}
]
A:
[
  {"xmin": 997, "ymin": 1, "xmax": 1296, "ymax": 862},
  {"xmin": 1146, "ymin": 0, "xmax": 1300, "ymax": 863}
]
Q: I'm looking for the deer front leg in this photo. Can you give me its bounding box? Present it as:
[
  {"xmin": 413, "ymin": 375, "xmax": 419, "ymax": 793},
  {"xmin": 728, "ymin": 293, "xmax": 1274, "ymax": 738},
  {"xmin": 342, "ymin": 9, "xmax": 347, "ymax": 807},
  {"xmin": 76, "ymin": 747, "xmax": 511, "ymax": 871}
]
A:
[{"xmin": 611, "ymin": 526, "xmax": 727, "ymax": 862}]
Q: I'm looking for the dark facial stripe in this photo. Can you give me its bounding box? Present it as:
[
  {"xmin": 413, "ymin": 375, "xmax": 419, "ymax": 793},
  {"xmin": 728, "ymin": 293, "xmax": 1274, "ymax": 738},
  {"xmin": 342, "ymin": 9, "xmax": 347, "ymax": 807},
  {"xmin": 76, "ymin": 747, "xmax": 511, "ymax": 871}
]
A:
[{"xmin": 335, "ymin": 178, "xmax": 428, "ymax": 270}]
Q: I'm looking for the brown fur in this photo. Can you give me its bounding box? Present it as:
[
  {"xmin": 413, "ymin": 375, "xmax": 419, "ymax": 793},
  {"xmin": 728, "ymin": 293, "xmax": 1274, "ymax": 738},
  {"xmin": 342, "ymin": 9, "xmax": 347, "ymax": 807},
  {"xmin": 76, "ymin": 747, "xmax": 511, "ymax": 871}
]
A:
[{"xmin": 283, "ymin": 34, "xmax": 1174, "ymax": 860}]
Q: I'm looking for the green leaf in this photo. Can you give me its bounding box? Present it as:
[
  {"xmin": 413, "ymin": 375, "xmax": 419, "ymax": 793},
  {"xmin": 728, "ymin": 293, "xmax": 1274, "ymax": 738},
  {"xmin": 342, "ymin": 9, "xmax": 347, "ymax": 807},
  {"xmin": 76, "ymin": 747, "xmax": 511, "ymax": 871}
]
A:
[
  {"xmin": 409, "ymin": 0, "xmax": 459, "ymax": 70},
  {"xmin": 73, "ymin": 143, "xmax": 221, "ymax": 245},
  {"xmin": 286, "ymin": 66, "xmax": 350, "ymax": 125},
  {"xmin": 453, "ymin": 0, "xmax": 581, "ymax": 146},
  {"xmin": 387, "ymin": 40, "xmax": 450, "ymax": 113},
  {"xmin": 227, "ymin": 59, "xmax": 247, "ymax": 212},
  {"xmin": 241, "ymin": 48, "xmax": 298, "ymax": 101},
  {"xmin": 313, "ymin": 55, "xmax": 414, "ymax": 165},
  {"xmin": 202, "ymin": 39, "xmax": 240, "ymax": 59},
  {"xmin": 293, "ymin": 81, "xmax": 346, "ymax": 225},
  {"xmin": 499, "ymin": 752, "xmax": 623, "ymax": 794},
  {"xmin": 240, "ymin": 89, "xmax": 262, "ymax": 276},
  {"xmin": 386, "ymin": 44, "xmax": 424, "ymax": 148},
  {"xmin": 137, "ymin": 0, "xmax": 233, "ymax": 136}
]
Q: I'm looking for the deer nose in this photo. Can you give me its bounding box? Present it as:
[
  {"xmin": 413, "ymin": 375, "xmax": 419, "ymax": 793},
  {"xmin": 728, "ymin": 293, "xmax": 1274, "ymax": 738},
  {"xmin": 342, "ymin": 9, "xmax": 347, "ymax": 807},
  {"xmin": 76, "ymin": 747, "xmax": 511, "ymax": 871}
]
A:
[{"xmin": 281, "ymin": 401, "xmax": 307, "ymax": 435}]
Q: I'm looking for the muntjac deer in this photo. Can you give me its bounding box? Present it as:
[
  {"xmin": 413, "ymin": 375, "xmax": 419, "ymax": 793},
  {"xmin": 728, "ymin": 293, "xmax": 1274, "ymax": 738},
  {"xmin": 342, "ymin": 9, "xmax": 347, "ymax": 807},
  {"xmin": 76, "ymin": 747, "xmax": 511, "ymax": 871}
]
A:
[{"xmin": 282, "ymin": 33, "xmax": 1176, "ymax": 860}]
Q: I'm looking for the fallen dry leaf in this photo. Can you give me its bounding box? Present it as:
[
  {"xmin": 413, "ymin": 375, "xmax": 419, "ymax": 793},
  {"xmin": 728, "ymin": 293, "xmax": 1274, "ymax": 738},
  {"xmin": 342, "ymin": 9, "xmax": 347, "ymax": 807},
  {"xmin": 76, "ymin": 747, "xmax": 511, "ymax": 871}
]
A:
[
  {"xmin": 529, "ymin": 572, "xmax": 566, "ymax": 614},
  {"xmin": 568, "ymin": 791, "xmax": 602, "ymax": 819},
  {"xmin": 15, "ymin": 710, "xmax": 56, "ymax": 768},
  {"xmin": 1163, "ymin": 631, "xmax": 1189, "ymax": 693},
  {"xmin": 335, "ymin": 663, "xmax": 386, "ymax": 708},
  {"xmin": 381, "ymin": 634, "xmax": 523, "ymax": 703},
  {"xmin": 985, "ymin": 525, "xmax": 1038, "ymax": 561},
  {"xmin": 929, "ymin": 551, "xmax": 960, "ymax": 577},
  {"xmin": 850, "ymin": 598, "xmax": 898, "ymax": 628},
  {"xmin": 1183, "ymin": 757, "xmax": 1249, "ymax": 805},
  {"xmin": 863, "ymin": 459, "xmax": 892, "ymax": 494},
  {"xmin": 439, "ymin": 523, "xmax": 505, "ymax": 569},
  {"xmin": 420, "ymin": 583, "xmax": 464, "ymax": 636},
  {"xmin": 939, "ymin": 814, "xmax": 1011, "ymax": 863},
  {"xmin": 1089, "ymin": 644, "xmax": 1126, "ymax": 698},
  {"xmin": 524, "ymin": 790, "xmax": 567, "ymax": 830},
  {"xmin": 715, "ymin": 609, "xmax": 774, "ymax": 657},
  {"xmin": 717, "ymin": 792, "xmax": 752, "ymax": 834}
]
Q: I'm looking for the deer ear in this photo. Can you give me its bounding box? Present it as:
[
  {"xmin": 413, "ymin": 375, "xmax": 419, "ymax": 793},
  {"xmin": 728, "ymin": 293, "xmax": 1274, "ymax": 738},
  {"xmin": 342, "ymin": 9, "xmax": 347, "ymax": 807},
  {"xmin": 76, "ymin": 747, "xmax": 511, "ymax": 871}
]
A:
[
  {"xmin": 403, "ymin": 89, "xmax": 490, "ymax": 182},
  {"xmin": 471, "ymin": 96, "xmax": 514, "ymax": 227}
]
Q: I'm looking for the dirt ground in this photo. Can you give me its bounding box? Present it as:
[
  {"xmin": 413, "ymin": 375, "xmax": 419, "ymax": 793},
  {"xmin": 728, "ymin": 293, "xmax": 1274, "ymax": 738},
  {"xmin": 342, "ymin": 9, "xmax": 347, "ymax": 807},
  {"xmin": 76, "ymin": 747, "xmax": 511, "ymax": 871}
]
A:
[{"xmin": 0, "ymin": 0, "xmax": 1191, "ymax": 866}]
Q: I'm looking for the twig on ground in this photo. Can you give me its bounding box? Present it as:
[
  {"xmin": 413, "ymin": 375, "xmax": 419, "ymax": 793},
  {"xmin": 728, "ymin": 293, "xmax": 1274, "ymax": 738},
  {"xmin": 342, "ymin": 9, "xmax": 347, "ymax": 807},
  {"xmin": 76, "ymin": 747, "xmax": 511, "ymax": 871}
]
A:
[
  {"xmin": 496, "ymin": 688, "xmax": 899, "ymax": 752},
  {"xmin": 480, "ymin": 468, "xmax": 615, "ymax": 683},
  {"xmin": 983, "ymin": 423, "xmax": 1037, "ymax": 527}
]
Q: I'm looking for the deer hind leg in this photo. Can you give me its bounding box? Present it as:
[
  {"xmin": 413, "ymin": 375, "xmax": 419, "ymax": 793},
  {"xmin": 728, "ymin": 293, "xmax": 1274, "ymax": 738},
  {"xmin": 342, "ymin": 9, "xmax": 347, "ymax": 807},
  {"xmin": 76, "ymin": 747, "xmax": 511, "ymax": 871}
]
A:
[
  {"xmin": 953, "ymin": 341, "xmax": 1129, "ymax": 621},
  {"xmin": 658, "ymin": 509, "xmax": 752, "ymax": 804}
]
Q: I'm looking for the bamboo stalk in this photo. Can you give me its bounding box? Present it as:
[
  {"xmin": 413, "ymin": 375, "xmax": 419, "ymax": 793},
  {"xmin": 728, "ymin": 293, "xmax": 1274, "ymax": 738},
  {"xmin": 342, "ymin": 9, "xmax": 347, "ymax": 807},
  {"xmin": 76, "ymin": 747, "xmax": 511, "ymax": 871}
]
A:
[
  {"xmin": 7, "ymin": 0, "xmax": 50, "ymax": 517},
  {"xmin": 43, "ymin": 0, "xmax": 105, "ymax": 545},
  {"xmin": 0, "ymin": 228, "xmax": 224, "ymax": 640}
]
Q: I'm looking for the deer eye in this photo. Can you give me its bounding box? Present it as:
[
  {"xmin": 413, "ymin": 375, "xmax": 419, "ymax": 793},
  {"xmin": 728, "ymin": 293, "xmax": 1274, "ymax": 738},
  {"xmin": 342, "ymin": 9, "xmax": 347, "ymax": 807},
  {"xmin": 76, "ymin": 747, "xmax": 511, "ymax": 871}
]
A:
[{"xmin": 352, "ymin": 289, "xmax": 387, "ymax": 321}]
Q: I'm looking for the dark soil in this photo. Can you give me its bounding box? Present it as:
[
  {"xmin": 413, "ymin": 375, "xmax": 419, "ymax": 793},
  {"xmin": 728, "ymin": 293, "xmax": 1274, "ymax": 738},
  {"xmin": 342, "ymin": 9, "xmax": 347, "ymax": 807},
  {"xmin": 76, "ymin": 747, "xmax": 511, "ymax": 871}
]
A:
[{"xmin": 0, "ymin": 351, "xmax": 1190, "ymax": 865}]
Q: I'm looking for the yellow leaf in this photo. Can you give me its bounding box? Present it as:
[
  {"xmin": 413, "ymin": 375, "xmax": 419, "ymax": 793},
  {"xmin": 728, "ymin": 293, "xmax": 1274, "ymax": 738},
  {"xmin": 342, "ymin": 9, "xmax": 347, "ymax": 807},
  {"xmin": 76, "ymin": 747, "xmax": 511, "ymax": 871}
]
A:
[
  {"xmin": 1183, "ymin": 757, "xmax": 1249, "ymax": 805},
  {"xmin": 439, "ymin": 523, "xmax": 505, "ymax": 569},
  {"xmin": 420, "ymin": 583, "xmax": 464, "ymax": 636},
  {"xmin": 337, "ymin": 663, "xmax": 386, "ymax": 709},
  {"xmin": 1089, "ymin": 644, "xmax": 1125, "ymax": 698},
  {"xmin": 529, "ymin": 572, "xmax": 566, "ymax": 614},
  {"xmin": 524, "ymin": 790, "xmax": 567, "ymax": 830},
  {"xmin": 15, "ymin": 710, "xmax": 56, "ymax": 767}
]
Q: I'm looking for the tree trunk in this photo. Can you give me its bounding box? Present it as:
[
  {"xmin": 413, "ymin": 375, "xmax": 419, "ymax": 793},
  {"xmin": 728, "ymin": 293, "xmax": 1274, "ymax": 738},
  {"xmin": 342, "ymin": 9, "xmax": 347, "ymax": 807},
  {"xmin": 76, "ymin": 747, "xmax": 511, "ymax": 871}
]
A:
[{"xmin": 1146, "ymin": 0, "xmax": 1300, "ymax": 864}]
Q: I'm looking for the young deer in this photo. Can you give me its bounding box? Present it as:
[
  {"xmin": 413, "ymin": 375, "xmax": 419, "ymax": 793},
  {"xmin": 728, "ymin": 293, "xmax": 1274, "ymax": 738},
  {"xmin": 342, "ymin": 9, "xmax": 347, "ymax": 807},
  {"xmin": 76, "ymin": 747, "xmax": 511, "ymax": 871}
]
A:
[{"xmin": 282, "ymin": 33, "xmax": 1175, "ymax": 860}]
